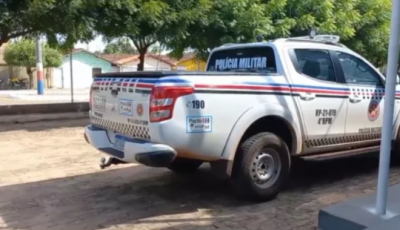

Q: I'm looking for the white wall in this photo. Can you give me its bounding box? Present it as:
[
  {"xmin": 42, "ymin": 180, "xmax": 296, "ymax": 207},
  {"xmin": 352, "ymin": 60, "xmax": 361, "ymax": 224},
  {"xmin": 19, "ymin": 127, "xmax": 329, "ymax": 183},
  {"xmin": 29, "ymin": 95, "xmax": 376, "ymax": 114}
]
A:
[
  {"xmin": 53, "ymin": 60, "xmax": 93, "ymax": 89},
  {"xmin": 119, "ymin": 56, "xmax": 172, "ymax": 72},
  {"xmin": 145, "ymin": 57, "xmax": 172, "ymax": 70}
]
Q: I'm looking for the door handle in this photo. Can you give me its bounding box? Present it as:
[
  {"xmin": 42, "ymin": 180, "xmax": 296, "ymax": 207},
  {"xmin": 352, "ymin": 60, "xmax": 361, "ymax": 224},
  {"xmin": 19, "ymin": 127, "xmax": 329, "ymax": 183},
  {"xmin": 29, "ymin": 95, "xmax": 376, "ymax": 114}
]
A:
[
  {"xmin": 299, "ymin": 92, "xmax": 316, "ymax": 101},
  {"xmin": 349, "ymin": 95, "xmax": 362, "ymax": 103}
]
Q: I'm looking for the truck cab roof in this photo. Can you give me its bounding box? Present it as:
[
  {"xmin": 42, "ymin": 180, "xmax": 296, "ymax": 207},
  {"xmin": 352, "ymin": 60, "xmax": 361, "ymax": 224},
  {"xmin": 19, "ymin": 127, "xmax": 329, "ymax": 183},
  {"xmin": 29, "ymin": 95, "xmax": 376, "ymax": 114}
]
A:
[{"xmin": 213, "ymin": 35, "xmax": 349, "ymax": 52}]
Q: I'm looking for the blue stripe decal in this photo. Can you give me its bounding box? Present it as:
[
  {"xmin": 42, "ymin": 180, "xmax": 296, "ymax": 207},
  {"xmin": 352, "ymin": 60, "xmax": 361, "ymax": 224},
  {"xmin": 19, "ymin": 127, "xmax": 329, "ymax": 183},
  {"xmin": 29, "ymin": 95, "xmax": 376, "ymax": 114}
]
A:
[
  {"xmin": 157, "ymin": 78, "xmax": 190, "ymax": 83},
  {"xmin": 138, "ymin": 79, "xmax": 158, "ymax": 84},
  {"xmin": 240, "ymin": 82, "xmax": 349, "ymax": 91},
  {"xmin": 94, "ymin": 77, "xmax": 400, "ymax": 93}
]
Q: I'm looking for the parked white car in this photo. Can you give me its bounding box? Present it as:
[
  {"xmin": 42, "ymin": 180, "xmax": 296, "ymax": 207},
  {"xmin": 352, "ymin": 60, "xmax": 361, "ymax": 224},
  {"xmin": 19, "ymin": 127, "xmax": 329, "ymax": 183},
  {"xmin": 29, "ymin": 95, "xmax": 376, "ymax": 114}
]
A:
[{"xmin": 84, "ymin": 35, "xmax": 400, "ymax": 201}]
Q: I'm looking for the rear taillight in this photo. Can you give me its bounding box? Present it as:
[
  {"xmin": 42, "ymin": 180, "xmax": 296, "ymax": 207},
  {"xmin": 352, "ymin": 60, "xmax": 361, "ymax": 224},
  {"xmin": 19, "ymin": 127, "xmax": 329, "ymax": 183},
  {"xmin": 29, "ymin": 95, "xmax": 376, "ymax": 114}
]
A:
[
  {"xmin": 89, "ymin": 87, "xmax": 93, "ymax": 110},
  {"xmin": 150, "ymin": 86, "xmax": 194, "ymax": 122}
]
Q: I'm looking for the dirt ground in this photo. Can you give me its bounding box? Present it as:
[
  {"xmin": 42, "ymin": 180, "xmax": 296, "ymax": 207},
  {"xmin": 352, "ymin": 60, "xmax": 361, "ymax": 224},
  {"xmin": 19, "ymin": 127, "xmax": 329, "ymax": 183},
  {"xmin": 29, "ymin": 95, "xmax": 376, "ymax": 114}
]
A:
[{"xmin": 1, "ymin": 118, "xmax": 400, "ymax": 230}]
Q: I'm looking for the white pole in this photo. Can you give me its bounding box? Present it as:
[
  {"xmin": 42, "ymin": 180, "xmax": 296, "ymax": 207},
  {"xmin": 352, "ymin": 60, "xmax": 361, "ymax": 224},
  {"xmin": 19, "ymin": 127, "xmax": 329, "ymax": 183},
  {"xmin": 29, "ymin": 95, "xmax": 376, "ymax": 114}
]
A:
[
  {"xmin": 376, "ymin": 0, "xmax": 400, "ymax": 216},
  {"xmin": 35, "ymin": 36, "xmax": 44, "ymax": 94},
  {"xmin": 70, "ymin": 50, "xmax": 74, "ymax": 103}
]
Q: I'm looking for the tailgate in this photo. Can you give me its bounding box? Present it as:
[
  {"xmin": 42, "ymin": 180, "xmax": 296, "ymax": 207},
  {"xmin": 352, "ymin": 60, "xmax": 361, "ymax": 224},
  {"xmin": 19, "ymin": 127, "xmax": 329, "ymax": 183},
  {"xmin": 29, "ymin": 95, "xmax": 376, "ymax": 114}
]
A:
[{"xmin": 90, "ymin": 77, "xmax": 155, "ymax": 140}]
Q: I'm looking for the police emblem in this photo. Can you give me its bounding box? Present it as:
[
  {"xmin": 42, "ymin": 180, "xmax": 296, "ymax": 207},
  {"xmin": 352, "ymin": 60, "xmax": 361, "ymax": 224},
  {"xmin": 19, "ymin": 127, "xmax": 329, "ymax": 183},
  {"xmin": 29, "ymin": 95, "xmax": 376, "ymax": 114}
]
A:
[
  {"xmin": 368, "ymin": 100, "xmax": 380, "ymax": 121},
  {"xmin": 137, "ymin": 103, "xmax": 144, "ymax": 116}
]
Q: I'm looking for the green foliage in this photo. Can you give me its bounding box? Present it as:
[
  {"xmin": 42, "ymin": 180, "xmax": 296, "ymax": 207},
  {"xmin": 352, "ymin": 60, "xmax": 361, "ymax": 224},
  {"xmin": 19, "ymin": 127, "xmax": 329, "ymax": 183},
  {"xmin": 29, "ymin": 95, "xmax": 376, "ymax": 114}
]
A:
[
  {"xmin": 167, "ymin": 0, "xmax": 277, "ymax": 60},
  {"xmin": 93, "ymin": 0, "xmax": 210, "ymax": 70},
  {"xmin": 0, "ymin": 0, "xmax": 393, "ymax": 68},
  {"xmin": 35, "ymin": 0, "xmax": 96, "ymax": 51},
  {"xmin": 4, "ymin": 39, "xmax": 62, "ymax": 89},
  {"xmin": 4, "ymin": 39, "xmax": 62, "ymax": 68},
  {"xmin": 343, "ymin": 0, "xmax": 391, "ymax": 67},
  {"xmin": 43, "ymin": 47, "xmax": 63, "ymax": 67},
  {"xmin": 0, "ymin": 0, "xmax": 95, "ymax": 50},
  {"xmin": 0, "ymin": 0, "xmax": 33, "ymax": 46},
  {"xmin": 104, "ymin": 38, "xmax": 138, "ymax": 54},
  {"xmin": 166, "ymin": 0, "xmax": 391, "ymax": 66},
  {"xmin": 273, "ymin": 0, "xmax": 391, "ymax": 66}
]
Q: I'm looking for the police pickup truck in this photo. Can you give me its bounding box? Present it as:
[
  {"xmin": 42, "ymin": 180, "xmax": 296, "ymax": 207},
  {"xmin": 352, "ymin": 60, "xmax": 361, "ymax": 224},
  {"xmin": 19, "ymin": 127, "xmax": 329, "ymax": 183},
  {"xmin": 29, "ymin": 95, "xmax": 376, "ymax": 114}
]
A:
[{"xmin": 84, "ymin": 34, "xmax": 400, "ymax": 201}]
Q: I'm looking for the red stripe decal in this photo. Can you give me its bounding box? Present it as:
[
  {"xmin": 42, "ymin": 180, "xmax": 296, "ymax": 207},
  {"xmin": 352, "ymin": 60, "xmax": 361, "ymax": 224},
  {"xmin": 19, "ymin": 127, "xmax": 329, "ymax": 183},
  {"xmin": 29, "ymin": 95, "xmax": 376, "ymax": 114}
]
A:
[
  {"xmin": 195, "ymin": 84, "xmax": 290, "ymax": 91},
  {"xmin": 291, "ymin": 88, "xmax": 350, "ymax": 95},
  {"xmin": 136, "ymin": 83, "xmax": 154, "ymax": 88},
  {"xmin": 195, "ymin": 84, "xmax": 349, "ymax": 95}
]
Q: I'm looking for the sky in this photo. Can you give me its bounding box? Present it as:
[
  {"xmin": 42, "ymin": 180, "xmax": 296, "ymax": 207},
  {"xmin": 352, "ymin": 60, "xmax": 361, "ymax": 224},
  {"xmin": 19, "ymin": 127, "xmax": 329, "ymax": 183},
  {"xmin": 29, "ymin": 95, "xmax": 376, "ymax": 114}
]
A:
[
  {"xmin": 74, "ymin": 35, "xmax": 170, "ymax": 54},
  {"xmin": 75, "ymin": 35, "xmax": 106, "ymax": 52}
]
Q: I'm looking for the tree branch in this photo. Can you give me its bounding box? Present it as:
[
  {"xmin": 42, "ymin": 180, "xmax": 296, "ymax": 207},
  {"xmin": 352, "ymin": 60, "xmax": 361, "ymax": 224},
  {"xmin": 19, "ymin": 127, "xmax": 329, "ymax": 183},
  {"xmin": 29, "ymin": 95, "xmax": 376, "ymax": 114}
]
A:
[
  {"xmin": 8, "ymin": 29, "xmax": 35, "ymax": 39},
  {"xmin": 131, "ymin": 38, "xmax": 141, "ymax": 51}
]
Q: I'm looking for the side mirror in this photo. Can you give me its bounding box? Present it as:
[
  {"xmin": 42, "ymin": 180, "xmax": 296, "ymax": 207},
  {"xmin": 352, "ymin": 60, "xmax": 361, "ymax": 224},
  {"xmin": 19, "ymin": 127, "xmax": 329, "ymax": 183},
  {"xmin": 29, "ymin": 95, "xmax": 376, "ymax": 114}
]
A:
[{"xmin": 381, "ymin": 68, "xmax": 400, "ymax": 84}]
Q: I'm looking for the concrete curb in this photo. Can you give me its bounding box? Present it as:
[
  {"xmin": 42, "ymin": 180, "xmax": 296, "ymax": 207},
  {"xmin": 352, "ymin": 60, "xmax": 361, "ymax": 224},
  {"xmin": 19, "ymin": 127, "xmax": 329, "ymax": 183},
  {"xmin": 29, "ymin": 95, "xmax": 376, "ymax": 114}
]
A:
[{"xmin": 0, "ymin": 112, "xmax": 89, "ymax": 124}]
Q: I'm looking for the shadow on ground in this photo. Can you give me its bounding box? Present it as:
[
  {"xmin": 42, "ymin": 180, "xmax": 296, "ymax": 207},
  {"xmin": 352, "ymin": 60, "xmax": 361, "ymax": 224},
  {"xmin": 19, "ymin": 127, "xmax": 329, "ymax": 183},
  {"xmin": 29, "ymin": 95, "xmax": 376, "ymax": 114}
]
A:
[
  {"xmin": 0, "ymin": 118, "xmax": 89, "ymax": 133},
  {"xmin": 0, "ymin": 154, "xmax": 398, "ymax": 230}
]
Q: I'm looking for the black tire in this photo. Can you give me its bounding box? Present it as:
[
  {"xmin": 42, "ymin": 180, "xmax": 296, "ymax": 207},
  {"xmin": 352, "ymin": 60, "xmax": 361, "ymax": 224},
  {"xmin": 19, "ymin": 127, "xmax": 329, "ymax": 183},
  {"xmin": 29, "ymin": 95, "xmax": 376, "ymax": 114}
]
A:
[
  {"xmin": 392, "ymin": 128, "xmax": 400, "ymax": 165},
  {"xmin": 167, "ymin": 157, "xmax": 203, "ymax": 174},
  {"xmin": 231, "ymin": 132, "xmax": 291, "ymax": 201}
]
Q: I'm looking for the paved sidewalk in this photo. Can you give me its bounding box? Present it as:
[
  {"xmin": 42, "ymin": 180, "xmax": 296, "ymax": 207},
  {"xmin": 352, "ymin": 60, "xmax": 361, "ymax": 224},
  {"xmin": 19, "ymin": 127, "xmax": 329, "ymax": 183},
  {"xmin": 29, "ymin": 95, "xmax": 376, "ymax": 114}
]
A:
[{"xmin": 0, "ymin": 89, "xmax": 89, "ymax": 105}]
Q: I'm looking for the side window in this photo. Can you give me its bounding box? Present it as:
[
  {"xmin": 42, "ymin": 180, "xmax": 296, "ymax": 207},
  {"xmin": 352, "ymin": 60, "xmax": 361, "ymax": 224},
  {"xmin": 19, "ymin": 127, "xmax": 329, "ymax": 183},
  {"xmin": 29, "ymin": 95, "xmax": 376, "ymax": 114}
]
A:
[
  {"xmin": 336, "ymin": 52, "xmax": 382, "ymax": 86},
  {"xmin": 293, "ymin": 49, "xmax": 336, "ymax": 82}
]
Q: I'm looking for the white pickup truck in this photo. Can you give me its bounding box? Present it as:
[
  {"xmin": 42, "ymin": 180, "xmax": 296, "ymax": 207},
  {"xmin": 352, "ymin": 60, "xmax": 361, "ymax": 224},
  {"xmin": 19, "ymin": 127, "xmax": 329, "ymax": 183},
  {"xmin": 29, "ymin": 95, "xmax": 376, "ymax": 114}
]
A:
[{"xmin": 84, "ymin": 35, "xmax": 400, "ymax": 201}]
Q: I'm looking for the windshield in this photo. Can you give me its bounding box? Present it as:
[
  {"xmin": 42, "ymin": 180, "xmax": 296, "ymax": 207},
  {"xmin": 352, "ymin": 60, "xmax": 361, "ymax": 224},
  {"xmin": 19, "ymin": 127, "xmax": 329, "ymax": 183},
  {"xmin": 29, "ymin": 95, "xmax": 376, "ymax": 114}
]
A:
[{"xmin": 206, "ymin": 46, "xmax": 277, "ymax": 73}]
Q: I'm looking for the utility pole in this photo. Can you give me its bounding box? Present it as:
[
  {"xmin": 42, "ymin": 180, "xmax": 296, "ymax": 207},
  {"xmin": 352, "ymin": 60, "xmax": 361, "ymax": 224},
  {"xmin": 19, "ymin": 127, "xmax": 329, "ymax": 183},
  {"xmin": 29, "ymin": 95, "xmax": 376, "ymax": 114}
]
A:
[
  {"xmin": 35, "ymin": 37, "xmax": 44, "ymax": 95},
  {"xmin": 375, "ymin": 0, "xmax": 400, "ymax": 216}
]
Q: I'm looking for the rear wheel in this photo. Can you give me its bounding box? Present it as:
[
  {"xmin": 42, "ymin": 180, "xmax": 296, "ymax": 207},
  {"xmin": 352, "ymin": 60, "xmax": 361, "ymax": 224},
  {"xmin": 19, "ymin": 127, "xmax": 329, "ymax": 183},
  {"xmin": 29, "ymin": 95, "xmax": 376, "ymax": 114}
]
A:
[
  {"xmin": 167, "ymin": 157, "xmax": 203, "ymax": 174},
  {"xmin": 391, "ymin": 128, "xmax": 400, "ymax": 165},
  {"xmin": 231, "ymin": 132, "xmax": 291, "ymax": 201}
]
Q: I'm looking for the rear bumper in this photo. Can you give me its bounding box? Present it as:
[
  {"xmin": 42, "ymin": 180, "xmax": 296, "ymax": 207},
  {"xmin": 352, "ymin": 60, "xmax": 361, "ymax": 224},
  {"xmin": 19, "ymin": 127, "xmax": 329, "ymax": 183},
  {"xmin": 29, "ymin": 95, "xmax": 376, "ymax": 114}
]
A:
[{"xmin": 84, "ymin": 125, "xmax": 177, "ymax": 167}]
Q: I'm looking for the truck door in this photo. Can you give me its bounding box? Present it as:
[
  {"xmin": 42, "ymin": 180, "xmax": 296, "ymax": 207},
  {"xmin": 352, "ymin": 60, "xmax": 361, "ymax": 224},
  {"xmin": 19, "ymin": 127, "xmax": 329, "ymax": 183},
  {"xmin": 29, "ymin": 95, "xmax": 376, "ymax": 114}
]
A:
[
  {"xmin": 333, "ymin": 51, "xmax": 385, "ymax": 142},
  {"xmin": 286, "ymin": 48, "xmax": 348, "ymax": 152}
]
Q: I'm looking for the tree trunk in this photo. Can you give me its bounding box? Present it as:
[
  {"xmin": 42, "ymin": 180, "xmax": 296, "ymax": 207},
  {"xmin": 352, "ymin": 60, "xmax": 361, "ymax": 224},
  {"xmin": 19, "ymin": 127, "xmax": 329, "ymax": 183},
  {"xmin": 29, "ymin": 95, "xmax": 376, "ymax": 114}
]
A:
[
  {"xmin": 26, "ymin": 67, "xmax": 34, "ymax": 89},
  {"xmin": 0, "ymin": 38, "xmax": 9, "ymax": 48},
  {"xmin": 138, "ymin": 48, "xmax": 147, "ymax": 71}
]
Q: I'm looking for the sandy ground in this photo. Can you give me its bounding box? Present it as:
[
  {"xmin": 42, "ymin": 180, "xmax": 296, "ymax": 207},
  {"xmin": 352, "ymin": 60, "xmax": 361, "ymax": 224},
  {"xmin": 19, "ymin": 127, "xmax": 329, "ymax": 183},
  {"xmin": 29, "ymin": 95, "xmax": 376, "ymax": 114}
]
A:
[{"xmin": 0, "ymin": 118, "xmax": 400, "ymax": 230}]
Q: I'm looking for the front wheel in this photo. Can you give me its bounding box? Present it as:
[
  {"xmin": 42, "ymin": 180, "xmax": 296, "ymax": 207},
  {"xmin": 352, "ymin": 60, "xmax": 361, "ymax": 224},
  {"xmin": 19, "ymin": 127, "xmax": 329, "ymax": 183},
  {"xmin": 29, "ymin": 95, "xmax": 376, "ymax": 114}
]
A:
[
  {"xmin": 391, "ymin": 128, "xmax": 400, "ymax": 165},
  {"xmin": 167, "ymin": 157, "xmax": 203, "ymax": 174},
  {"xmin": 231, "ymin": 132, "xmax": 291, "ymax": 201}
]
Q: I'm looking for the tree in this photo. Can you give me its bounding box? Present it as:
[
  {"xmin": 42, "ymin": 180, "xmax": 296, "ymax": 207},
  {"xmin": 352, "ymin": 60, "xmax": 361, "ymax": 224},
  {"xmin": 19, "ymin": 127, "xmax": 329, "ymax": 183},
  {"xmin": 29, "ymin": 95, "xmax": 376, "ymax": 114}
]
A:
[
  {"xmin": 104, "ymin": 38, "xmax": 137, "ymax": 54},
  {"xmin": 166, "ymin": 0, "xmax": 391, "ymax": 67},
  {"xmin": 4, "ymin": 39, "xmax": 62, "ymax": 89},
  {"xmin": 93, "ymin": 0, "xmax": 210, "ymax": 70},
  {"xmin": 0, "ymin": 0, "xmax": 35, "ymax": 47},
  {"xmin": 0, "ymin": 0, "xmax": 95, "ymax": 49},
  {"xmin": 166, "ymin": 0, "xmax": 292, "ymax": 60},
  {"xmin": 343, "ymin": 0, "xmax": 391, "ymax": 67},
  {"xmin": 272, "ymin": 0, "xmax": 391, "ymax": 67}
]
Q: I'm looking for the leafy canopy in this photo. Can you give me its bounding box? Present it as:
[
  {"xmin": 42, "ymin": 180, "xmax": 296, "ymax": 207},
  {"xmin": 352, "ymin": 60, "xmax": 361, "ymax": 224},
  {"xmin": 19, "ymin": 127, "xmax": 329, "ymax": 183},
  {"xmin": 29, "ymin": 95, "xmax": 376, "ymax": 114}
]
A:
[
  {"xmin": 167, "ymin": 0, "xmax": 391, "ymax": 66},
  {"xmin": 93, "ymin": 0, "xmax": 210, "ymax": 70},
  {"xmin": 0, "ymin": 0, "xmax": 95, "ymax": 50},
  {"xmin": 4, "ymin": 39, "xmax": 62, "ymax": 68},
  {"xmin": 273, "ymin": 0, "xmax": 391, "ymax": 66},
  {"xmin": 104, "ymin": 38, "xmax": 138, "ymax": 54}
]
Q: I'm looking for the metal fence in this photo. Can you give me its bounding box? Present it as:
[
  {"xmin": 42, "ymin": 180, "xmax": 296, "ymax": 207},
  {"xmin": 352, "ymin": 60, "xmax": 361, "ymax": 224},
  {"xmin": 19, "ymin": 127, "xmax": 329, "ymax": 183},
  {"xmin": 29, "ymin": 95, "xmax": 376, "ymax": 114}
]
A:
[
  {"xmin": 0, "ymin": 67, "xmax": 91, "ymax": 106},
  {"xmin": 0, "ymin": 88, "xmax": 90, "ymax": 106}
]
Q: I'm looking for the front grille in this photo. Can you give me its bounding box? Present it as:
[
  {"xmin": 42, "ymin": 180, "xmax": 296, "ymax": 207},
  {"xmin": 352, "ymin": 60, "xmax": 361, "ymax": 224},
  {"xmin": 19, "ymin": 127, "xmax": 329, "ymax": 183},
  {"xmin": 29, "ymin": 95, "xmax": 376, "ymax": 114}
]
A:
[{"xmin": 90, "ymin": 115, "xmax": 151, "ymax": 140}]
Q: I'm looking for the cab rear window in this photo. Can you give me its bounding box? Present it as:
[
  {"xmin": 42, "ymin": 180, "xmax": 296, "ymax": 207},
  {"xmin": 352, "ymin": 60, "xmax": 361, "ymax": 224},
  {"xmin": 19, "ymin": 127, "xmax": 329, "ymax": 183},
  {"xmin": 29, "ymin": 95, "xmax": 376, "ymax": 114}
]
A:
[{"xmin": 207, "ymin": 46, "xmax": 277, "ymax": 73}]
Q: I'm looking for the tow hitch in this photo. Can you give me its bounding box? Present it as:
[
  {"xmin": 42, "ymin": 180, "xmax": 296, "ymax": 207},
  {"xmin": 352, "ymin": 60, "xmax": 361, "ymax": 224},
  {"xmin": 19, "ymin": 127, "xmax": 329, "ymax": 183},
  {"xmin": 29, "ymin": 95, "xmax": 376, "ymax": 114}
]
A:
[{"xmin": 100, "ymin": 157, "xmax": 127, "ymax": 169}]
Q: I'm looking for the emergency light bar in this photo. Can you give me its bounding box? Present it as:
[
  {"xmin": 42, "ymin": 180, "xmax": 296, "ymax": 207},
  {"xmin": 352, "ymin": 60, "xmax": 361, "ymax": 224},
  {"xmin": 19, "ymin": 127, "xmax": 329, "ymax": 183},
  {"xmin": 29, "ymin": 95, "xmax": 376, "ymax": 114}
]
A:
[{"xmin": 313, "ymin": 35, "xmax": 340, "ymax": 43}]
